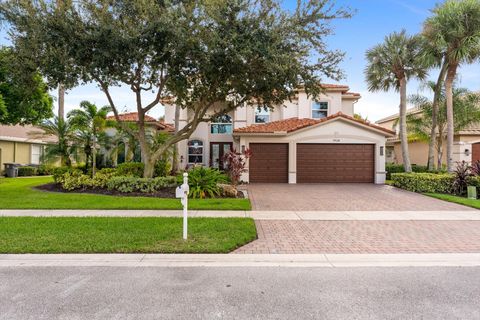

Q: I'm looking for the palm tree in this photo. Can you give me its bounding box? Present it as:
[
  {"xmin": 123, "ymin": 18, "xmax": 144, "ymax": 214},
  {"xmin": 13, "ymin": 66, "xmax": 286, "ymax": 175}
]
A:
[
  {"xmin": 67, "ymin": 101, "xmax": 112, "ymax": 176},
  {"xmin": 423, "ymin": 0, "xmax": 480, "ymax": 172},
  {"xmin": 407, "ymin": 84, "xmax": 480, "ymax": 168},
  {"xmin": 33, "ymin": 117, "xmax": 77, "ymax": 166},
  {"xmin": 365, "ymin": 30, "xmax": 428, "ymax": 172}
]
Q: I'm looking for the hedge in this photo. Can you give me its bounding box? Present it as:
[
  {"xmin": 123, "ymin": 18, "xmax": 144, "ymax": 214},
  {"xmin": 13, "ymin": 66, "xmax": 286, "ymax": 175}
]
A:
[
  {"xmin": 386, "ymin": 164, "xmax": 429, "ymax": 180},
  {"xmin": 106, "ymin": 176, "xmax": 177, "ymax": 193},
  {"xmin": 17, "ymin": 166, "xmax": 37, "ymax": 176},
  {"xmin": 391, "ymin": 173, "xmax": 454, "ymax": 193},
  {"xmin": 116, "ymin": 162, "xmax": 144, "ymax": 177}
]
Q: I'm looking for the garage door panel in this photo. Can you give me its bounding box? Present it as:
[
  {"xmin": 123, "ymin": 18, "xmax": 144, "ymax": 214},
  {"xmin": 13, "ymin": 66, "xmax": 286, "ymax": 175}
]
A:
[
  {"xmin": 249, "ymin": 143, "xmax": 288, "ymax": 183},
  {"xmin": 297, "ymin": 144, "xmax": 374, "ymax": 183}
]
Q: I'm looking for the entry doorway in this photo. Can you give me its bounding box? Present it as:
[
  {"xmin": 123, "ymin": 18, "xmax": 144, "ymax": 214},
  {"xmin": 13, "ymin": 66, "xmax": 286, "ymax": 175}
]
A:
[{"xmin": 210, "ymin": 142, "xmax": 232, "ymax": 170}]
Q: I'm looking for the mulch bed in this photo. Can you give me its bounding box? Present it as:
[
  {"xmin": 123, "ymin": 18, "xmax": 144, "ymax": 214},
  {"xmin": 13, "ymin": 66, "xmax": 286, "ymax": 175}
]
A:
[
  {"xmin": 35, "ymin": 183, "xmax": 176, "ymax": 198},
  {"xmin": 35, "ymin": 183, "xmax": 245, "ymax": 199}
]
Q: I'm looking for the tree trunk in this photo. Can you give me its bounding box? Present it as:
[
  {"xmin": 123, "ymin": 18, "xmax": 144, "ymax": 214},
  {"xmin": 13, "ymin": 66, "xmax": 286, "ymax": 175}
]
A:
[
  {"xmin": 445, "ymin": 64, "xmax": 457, "ymax": 172},
  {"xmin": 92, "ymin": 134, "xmax": 97, "ymax": 177},
  {"xmin": 427, "ymin": 63, "xmax": 447, "ymax": 171},
  {"xmin": 58, "ymin": 83, "xmax": 65, "ymax": 120},
  {"xmin": 437, "ymin": 135, "xmax": 443, "ymax": 169},
  {"xmin": 399, "ymin": 77, "xmax": 412, "ymax": 172},
  {"xmin": 143, "ymin": 159, "xmax": 155, "ymax": 178},
  {"xmin": 171, "ymin": 105, "xmax": 180, "ymax": 174}
]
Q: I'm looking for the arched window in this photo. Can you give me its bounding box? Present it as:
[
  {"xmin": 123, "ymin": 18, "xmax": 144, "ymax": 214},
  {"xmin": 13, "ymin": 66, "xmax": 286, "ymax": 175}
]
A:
[
  {"xmin": 211, "ymin": 114, "xmax": 233, "ymax": 134},
  {"xmin": 188, "ymin": 140, "xmax": 204, "ymax": 164}
]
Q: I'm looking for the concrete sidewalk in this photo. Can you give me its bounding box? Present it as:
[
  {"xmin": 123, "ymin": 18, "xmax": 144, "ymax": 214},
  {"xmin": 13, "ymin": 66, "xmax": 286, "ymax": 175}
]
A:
[
  {"xmin": 1, "ymin": 253, "xmax": 480, "ymax": 267},
  {"xmin": 1, "ymin": 209, "xmax": 480, "ymax": 220}
]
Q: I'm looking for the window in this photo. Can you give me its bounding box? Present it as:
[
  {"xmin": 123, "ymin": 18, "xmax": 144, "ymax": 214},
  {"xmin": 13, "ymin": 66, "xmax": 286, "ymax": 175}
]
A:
[
  {"xmin": 31, "ymin": 145, "xmax": 42, "ymax": 165},
  {"xmin": 210, "ymin": 115, "xmax": 232, "ymax": 134},
  {"xmin": 255, "ymin": 108, "xmax": 270, "ymax": 123},
  {"xmin": 188, "ymin": 140, "xmax": 204, "ymax": 164},
  {"xmin": 312, "ymin": 101, "xmax": 328, "ymax": 119}
]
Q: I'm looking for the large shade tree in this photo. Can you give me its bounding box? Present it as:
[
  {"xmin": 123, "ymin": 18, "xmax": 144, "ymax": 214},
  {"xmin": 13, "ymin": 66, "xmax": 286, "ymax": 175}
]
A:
[
  {"xmin": 406, "ymin": 83, "xmax": 480, "ymax": 168},
  {"xmin": 423, "ymin": 0, "xmax": 480, "ymax": 172},
  {"xmin": 365, "ymin": 30, "xmax": 428, "ymax": 172},
  {"xmin": 0, "ymin": 47, "xmax": 53, "ymax": 125},
  {"xmin": 1, "ymin": 0, "xmax": 352, "ymax": 177}
]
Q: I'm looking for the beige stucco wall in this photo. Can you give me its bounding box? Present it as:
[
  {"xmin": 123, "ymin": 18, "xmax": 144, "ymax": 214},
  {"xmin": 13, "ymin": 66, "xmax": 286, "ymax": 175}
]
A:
[
  {"xmin": 237, "ymin": 118, "xmax": 388, "ymax": 184},
  {"xmin": 0, "ymin": 141, "xmax": 40, "ymax": 174}
]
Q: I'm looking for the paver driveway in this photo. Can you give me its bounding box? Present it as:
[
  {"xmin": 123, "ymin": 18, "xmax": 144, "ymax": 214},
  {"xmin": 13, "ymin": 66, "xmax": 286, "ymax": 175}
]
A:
[{"xmin": 247, "ymin": 183, "xmax": 474, "ymax": 211}]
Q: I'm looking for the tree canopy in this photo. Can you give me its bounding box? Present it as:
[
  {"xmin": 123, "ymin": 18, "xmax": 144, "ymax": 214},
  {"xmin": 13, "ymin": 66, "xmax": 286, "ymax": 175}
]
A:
[
  {"xmin": 0, "ymin": 47, "xmax": 53, "ymax": 125},
  {"xmin": 1, "ymin": 0, "xmax": 352, "ymax": 177}
]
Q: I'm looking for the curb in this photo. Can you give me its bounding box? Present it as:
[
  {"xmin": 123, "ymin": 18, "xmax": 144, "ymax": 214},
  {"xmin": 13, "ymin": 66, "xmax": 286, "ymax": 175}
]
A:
[{"xmin": 1, "ymin": 253, "xmax": 480, "ymax": 267}]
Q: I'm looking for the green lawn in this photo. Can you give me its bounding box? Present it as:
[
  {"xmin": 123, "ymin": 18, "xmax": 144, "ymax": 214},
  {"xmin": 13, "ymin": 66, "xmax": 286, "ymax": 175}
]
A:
[
  {"xmin": 425, "ymin": 193, "xmax": 480, "ymax": 210},
  {"xmin": 0, "ymin": 177, "xmax": 251, "ymax": 210},
  {"xmin": 0, "ymin": 216, "xmax": 257, "ymax": 253}
]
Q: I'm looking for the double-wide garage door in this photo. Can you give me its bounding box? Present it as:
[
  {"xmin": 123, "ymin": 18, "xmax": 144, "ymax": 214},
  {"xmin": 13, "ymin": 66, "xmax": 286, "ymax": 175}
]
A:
[{"xmin": 249, "ymin": 143, "xmax": 374, "ymax": 183}]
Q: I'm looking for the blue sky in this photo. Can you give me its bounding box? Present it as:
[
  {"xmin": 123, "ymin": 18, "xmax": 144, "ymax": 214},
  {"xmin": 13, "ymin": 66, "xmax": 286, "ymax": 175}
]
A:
[{"xmin": 1, "ymin": 0, "xmax": 479, "ymax": 121}]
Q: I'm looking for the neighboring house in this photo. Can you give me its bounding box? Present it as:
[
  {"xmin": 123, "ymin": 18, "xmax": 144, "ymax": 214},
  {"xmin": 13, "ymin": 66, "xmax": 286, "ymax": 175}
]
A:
[
  {"xmin": 104, "ymin": 112, "xmax": 173, "ymax": 165},
  {"xmin": 376, "ymin": 109, "xmax": 480, "ymax": 166},
  {"xmin": 164, "ymin": 84, "xmax": 395, "ymax": 184},
  {"xmin": 0, "ymin": 124, "xmax": 56, "ymax": 174}
]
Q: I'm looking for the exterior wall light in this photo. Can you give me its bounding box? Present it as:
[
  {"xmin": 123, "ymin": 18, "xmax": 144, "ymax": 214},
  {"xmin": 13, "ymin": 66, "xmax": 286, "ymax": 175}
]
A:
[
  {"xmin": 465, "ymin": 149, "xmax": 470, "ymax": 156},
  {"xmin": 380, "ymin": 146, "xmax": 384, "ymax": 156}
]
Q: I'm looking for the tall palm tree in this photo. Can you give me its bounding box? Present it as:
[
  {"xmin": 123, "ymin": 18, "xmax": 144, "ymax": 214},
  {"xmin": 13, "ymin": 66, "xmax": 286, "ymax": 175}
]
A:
[
  {"xmin": 365, "ymin": 30, "xmax": 428, "ymax": 172},
  {"xmin": 407, "ymin": 84, "xmax": 480, "ymax": 168},
  {"xmin": 424, "ymin": 0, "xmax": 480, "ymax": 172},
  {"xmin": 68, "ymin": 101, "xmax": 112, "ymax": 176},
  {"xmin": 33, "ymin": 117, "xmax": 77, "ymax": 166}
]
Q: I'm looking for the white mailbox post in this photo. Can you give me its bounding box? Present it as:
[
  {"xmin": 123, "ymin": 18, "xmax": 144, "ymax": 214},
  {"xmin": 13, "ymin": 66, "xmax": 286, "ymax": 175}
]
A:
[{"xmin": 175, "ymin": 172, "xmax": 190, "ymax": 240}]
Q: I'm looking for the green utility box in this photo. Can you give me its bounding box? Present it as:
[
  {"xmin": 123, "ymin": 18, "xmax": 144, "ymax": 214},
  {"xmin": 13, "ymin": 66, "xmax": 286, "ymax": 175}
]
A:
[{"xmin": 467, "ymin": 186, "xmax": 477, "ymax": 200}]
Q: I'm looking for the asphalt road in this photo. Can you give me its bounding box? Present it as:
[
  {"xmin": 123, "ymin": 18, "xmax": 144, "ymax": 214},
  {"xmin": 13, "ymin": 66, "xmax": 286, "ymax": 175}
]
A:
[{"xmin": 1, "ymin": 267, "xmax": 479, "ymax": 320}]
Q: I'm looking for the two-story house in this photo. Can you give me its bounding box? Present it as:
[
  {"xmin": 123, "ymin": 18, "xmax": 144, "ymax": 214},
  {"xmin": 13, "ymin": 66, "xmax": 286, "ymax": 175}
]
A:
[{"xmin": 164, "ymin": 84, "xmax": 394, "ymax": 184}]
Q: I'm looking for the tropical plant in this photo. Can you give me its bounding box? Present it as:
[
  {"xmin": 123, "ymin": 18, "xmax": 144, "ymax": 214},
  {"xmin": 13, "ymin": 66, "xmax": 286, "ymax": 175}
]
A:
[
  {"xmin": 365, "ymin": 30, "xmax": 428, "ymax": 172},
  {"xmin": 31, "ymin": 117, "xmax": 77, "ymax": 166},
  {"xmin": 406, "ymin": 85, "xmax": 480, "ymax": 168},
  {"xmin": 116, "ymin": 162, "xmax": 145, "ymax": 178},
  {"xmin": 68, "ymin": 101, "xmax": 112, "ymax": 176},
  {"xmin": 471, "ymin": 160, "xmax": 480, "ymax": 176},
  {"xmin": 223, "ymin": 148, "xmax": 252, "ymax": 186},
  {"xmin": 452, "ymin": 161, "xmax": 473, "ymax": 196},
  {"xmin": 1, "ymin": 0, "xmax": 351, "ymax": 177},
  {"xmin": 423, "ymin": 0, "xmax": 480, "ymax": 172},
  {"xmin": 183, "ymin": 167, "xmax": 228, "ymax": 199}
]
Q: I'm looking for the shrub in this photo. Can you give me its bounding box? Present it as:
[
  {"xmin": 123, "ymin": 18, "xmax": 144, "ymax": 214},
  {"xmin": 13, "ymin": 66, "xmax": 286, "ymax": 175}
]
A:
[
  {"xmin": 116, "ymin": 162, "xmax": 144, "ymax": 177},
  {"xmin": 385, "ymin": 164, "xmax": 429, "ymax": 180},
  {"xmin": 391, "ymin": 172, "xmax": 454, "ymax": 193},
  {"xmin": 223, "ymin": 148, "xmax": 252, "ymax": 186},
  {"xmin": 61, "ymin": 170, "xmax": 93, "ymax": 191},
  {"xmin": 53, "ymin": 166, "xmax": 77, "ymax": 183},
  {"xmin": 37, "ymin": 164, "xmax": 55, "ymax": 176},
  {"xmin": 17, "ymin": 166, "xmax": 38, "ymax": 176},
  {"xmin": 91, "ymin": 168, "xmax": 117, "ymax": 189},
  {"xmin": 452, "ymin": 161, "xmax": 472, "ymax": 196},
  {"xmin": 106, "ymin": 176, "xmax": 176, "ymax": 193},
  {"xmin": 182, "ymin": 167, "xmax": 228, "ymax": 199},
  {"xmin": 154, "ymin": 159, "xmax": 172, "ymax": 177}
]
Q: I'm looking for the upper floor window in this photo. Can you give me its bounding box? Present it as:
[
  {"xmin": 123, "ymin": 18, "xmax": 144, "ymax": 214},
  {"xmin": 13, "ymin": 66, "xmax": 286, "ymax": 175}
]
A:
[
  {"xmin": 188, "ymin": 140, "xmax": 204, "ymax": 164},
  {"xmin": 255, "ymin": 108, "xmax": 270, "ymax": 123},
  {"xmin": 312, "ymin": 101, "xmax": 328, "ymax": 119},
  {"xmin": 31, "ymin": 145, "xmax": 43, "ymax": 165},
  {"xmin": 210, "ymin": 115, "xmax": 232, "ymax": 134}
]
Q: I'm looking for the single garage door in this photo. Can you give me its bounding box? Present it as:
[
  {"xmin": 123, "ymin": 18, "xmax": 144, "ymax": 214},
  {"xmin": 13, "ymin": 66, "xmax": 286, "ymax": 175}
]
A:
[
  {"xmin": 297, "ymin": 144, "xmax": 375, "ymax": 183},
  {"xmin": 249, "ymin": 143, "xmax": 288, "ymax": 183},
  {"xmin": 472, "ymin": 143, "xmax": 480, "ymax": 163}
]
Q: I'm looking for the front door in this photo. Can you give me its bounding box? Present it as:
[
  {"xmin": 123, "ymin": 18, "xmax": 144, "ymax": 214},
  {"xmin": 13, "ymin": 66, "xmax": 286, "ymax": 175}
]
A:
[{"xmin": 210, "ymin": 142, "xmax": 232, "ymax": 170}]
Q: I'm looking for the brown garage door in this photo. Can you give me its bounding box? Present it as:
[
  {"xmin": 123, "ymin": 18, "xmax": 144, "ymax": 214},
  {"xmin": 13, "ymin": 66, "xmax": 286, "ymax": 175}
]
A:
[
  {"xmin": 472, "ymin": 143, "xmax": 480, "ymax": 163},
  {"xmin": 297, "ymin": 144, "xmax": 374, "ymax": 183},
  {"xmin": 249, "ymin": 143, "xmax": 288, "ymax": 183}
]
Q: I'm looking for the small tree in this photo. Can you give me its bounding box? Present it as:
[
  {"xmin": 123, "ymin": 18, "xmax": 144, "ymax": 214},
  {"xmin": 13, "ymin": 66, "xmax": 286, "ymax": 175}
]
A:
[
  {"xmin": 223, "ymin": 148, "xmax": 252, "ymax": 187},
  {"xmin": 1, "ymin": 0, "xmax": 351, "ymax": 177},
  {"xmin": 68, "ymin": 101, "xmax": 112, "ymax": 176},
  {"xmin": 424, "ymin": 0, "xmax": 480, "ymax": 172},
  {"xmin": 365, "ymin": 30, "xmax": 428, "ymax": 172}
]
